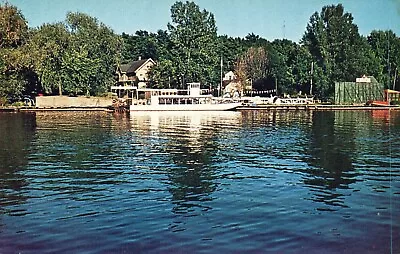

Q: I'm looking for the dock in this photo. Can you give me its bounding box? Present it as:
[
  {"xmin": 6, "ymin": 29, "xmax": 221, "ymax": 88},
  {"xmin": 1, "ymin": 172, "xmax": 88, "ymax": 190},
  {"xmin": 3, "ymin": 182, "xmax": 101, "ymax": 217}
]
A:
[
  {"xmin": 236, "ymin": 104, "xmax": 400, "ymax": 111},
  {"xmin": 1, "ymin": 104, "xmax": 399, "ymax": 113}
]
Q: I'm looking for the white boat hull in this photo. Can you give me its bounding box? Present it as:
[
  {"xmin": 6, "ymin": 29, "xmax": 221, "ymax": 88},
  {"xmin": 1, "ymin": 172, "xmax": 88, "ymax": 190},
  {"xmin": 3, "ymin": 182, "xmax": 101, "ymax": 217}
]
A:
[{"xmin": 130, "ymin": 102, "xmax": 241, "ymax": 111}]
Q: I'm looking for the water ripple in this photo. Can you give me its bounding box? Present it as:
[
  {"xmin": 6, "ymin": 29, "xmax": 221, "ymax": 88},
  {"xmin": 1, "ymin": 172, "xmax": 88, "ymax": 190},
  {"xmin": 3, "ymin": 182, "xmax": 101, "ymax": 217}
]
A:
[{"xmin": 0, "ymin": 110, "xmax": 399, "ymax": 253}]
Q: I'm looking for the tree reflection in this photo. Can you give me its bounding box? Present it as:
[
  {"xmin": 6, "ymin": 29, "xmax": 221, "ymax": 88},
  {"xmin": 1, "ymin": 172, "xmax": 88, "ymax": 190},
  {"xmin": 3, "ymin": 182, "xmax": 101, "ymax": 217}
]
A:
[
  {"xmin": 240, "ymin": 110, "xmax": 360, "ymax": 208},
  {"xmin": 304, "ymin": 111, "xmax": 359, "ymax": 208},
  {"xmin": 0, "ymin": 112, "xmax": 36, "ymax": 209},
  {"xmin": 31, "ymin": 112, "xmax": 129, "ymax": 192}
]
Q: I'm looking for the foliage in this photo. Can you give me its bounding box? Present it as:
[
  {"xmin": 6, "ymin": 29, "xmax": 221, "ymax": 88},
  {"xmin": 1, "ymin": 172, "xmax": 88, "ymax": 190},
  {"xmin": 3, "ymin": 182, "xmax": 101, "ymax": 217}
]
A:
[
  {"xmin": 301, "ymin": 4, "xmax": 381, "ymax": 99},
  {"xmin": 270, "ymin": 39, "xmax": 314, "ymax": 95},
  {"xmin": 154, "ymin": 1, "xmax": 219, "ymax": 88},
  {"xmin": 368, "ymin": 30, "xmax": 400, "ymax": 89},
  {"xmin": 0, "ymin": 3, "xmax": 30, "ymax": 99},
  {"xmin": 1, "ymin": 1, "xmax": 400, "ymax": 102},
  {"xmin": 27, "ymin": 22, "xmax": 69, "ymax": 95},
  {"xmin": 235, "ymin": 47, "xmax": 270, "ymax": 90},
  {"xmin": 121, "ymin": 30, "xmax": 170, "ymax": 62},
  {"xmin": 64, "ymin": 12, "xmax": 122, "ymax": 96},
  {"xmin": 0, "ymin": 3, "xmax": 28, "ymax": 48}
]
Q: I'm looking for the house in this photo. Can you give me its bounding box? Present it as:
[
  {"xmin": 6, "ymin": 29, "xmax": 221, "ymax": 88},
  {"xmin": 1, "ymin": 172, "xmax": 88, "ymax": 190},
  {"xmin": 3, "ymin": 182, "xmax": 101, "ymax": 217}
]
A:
[
  {"xmin": 223, "ymin": 82, "xmax": 242, "ymax": 97},
  {"xmin": 222, "ymin": 71, "xmax": 243, "ymax": 96},
  {"xmin": 115, "ymin": 58, "xmax": 155, "ymax": 89},
  {"xmin": 223, "ymin": 71, "xmax": 236, "ymax": 81}
]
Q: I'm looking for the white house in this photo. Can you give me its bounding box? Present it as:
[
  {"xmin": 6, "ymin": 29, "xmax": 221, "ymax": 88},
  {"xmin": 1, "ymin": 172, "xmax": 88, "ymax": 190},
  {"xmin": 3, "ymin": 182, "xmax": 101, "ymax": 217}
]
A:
[{"xmin": 223, "ymin": 71, "xmax": 236, "ymax": 81}]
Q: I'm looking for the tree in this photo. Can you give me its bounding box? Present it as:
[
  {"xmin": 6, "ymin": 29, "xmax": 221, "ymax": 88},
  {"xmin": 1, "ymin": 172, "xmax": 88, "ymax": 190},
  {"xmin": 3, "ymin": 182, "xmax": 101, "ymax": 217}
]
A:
[
  {"xmin": 216, "ymin": 35, "xmax": 246, "ymax": 73},
  {"xmin": 0, "ymin": 3, "xmax": 29, "ymax": 101},
  {"xmin": 64, "ymin": 12, "xmax": 121, "ymax": 95},
  {"xmin": 148, "ymin": 59, "xmax": 177, "ymax": 88},
  {"xmin": 0, "ymin": 2, "xmax": 28, "ymax": 48},
  {"xmin": 243, "ymin": 33, "xmax": 270, "ymax": 49},
  {"xmin": 235, "ymin": 47, "xmax": 271, "ymax": 92},
  {"xmin": 165, "ymin": 1, "xmax": 219, "ymax": 87},
  {"xmin": 25, "ymin": 12, "xmax": 121, "ymax": 96},
  {"xmin": 27, "ymin": 23, "xmax": 70, "ymax": 95},
  {"xmin": 368, "ymin": 30, "xmax": 400, "ymax": 89},
  {"xmin": 270, "ymin": 39, "xmax": 296, "ymax": 94},
  {"xmin": 120, "ymin": 30, "xmax": 170, "ymax": 63},
  {"xmin": 301, "ymin": 4, "xmax": 380, "ymax": 99}
]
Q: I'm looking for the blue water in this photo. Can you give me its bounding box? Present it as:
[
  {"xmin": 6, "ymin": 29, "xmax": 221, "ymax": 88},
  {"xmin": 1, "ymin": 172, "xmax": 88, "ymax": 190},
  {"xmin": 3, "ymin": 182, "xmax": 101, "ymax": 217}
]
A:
[{"xmin": 0, "ymin": 110, "xmax": 399, "ymax": 253}]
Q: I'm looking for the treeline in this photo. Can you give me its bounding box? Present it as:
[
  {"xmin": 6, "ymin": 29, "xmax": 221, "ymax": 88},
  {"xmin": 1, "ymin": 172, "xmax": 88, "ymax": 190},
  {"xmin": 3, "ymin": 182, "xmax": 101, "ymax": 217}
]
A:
[
  {"xmin": 0, "ymin": 1, "xmax": 399, "ymax": 104},
  {"xmin": 0, "ymin": 3, "xmax": 121, "ymax": 103}
]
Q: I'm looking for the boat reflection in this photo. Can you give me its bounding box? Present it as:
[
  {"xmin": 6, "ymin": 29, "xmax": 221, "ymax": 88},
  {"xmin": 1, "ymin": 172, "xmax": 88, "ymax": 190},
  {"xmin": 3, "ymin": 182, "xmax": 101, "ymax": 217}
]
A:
[{"xmin": 129, "ymin": 111, "xmax": 241, "ymax": 216}]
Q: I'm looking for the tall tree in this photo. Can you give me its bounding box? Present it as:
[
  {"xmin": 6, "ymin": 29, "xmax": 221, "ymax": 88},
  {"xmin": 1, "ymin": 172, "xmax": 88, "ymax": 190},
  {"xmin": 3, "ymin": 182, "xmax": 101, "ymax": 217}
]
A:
[
  {"xmin": 64, "ymin": 12, "xmax": 121, "ymax": 95},
  {"xmin": 27, "ymin": 23, "xmax": 70, "ymax": 95},
  {"xmin": 235, "ymin": 47, "xmax": 271, "ymax": 92},
  {"xmin": 216, "ymin": 35, "xmax": 246, "ymax": 73},
  {"xmin": 166, "ymin": 1, "xmax": 218, "ymax": 87},
  {"xmin": 121, "ymin": 30, "xmax": 170, "ymax": 63},
  {"xmin": 0, "ymin": 3, "xmax": 29, "ymax": 101},
  {"xmin": 0, "ymin": 2, "xmax": 28, "ymax": 48},
  {"xmin": 368, "ymin": 30, "xmax": 400, "ymax": 89},
  {"xmin": 302, "ymin": 4, "xmax": 380, "ymax": 99}
]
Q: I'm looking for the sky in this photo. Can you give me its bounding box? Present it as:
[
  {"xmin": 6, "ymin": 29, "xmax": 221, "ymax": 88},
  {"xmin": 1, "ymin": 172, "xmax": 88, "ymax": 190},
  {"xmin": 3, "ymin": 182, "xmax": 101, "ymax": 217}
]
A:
[{"xmin": 7, "ymin": 0, "xmax": 400, "ymax": 42}]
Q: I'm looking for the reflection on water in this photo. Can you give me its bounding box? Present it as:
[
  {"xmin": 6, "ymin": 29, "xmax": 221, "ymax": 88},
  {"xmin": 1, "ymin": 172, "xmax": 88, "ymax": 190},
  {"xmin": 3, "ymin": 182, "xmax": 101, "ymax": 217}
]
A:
[
  {"xmin": 130, "ymin": 111, "xmax": 242, "ymax": 215},
  {"xmin": 0, "ymin": 113, "xmax": 36, "ymax": 212},
  {"xmin": 0, "ymin": 110, "xmax": 398, "ymax": 253}
]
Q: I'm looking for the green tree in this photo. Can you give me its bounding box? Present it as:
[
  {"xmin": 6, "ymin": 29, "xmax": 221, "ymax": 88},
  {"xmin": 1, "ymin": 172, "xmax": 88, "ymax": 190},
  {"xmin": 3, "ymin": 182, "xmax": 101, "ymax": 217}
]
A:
[
  {"xmin": 243, "ymin": 33, "xmax": 270, "ymax": 49},
  {"xmin": 61, "ymin": 46, "xmax": 100, "ymax": 95},
  {"xmin": 368, "ymin": 30, "xmax": 400, "ymax": 89},
  {"xmin": 64, "ymin": 12, "xmax": 122, "ymax": 95},
  {"xmin": 216, "ymin": 35, "xmax": 246, "ymax": 73},
  {"xmin": 270, "ymin": 39, "xmax": 296, "ymax": 94},
  {"xmin": 121, "ymin": 30, "xmax": 170, "ymax": 63},
  {"xmin": 27, "ymin": 23, "xmax": 69, "ymax": 95},
  {"xmin": 0, "ymin": 3, "xmax": 28, "ymax": 48},
  {"xmin": 302, "ymin": 4, "xmax": 380, "ymax": 99},
  {"xmin": 148, "ymin": 59, "xmax": 177, "ymax": 88},
  {"xmin": 0, "ymin": 3, "xmax": 29, "ymax": 101},
  {"xmin": 269, "ymin": 39, "xmax": 316, "ymax": 95},
  {"xmin": 166, "ymin": 1, "xmax": 219, "ymax": 87}
]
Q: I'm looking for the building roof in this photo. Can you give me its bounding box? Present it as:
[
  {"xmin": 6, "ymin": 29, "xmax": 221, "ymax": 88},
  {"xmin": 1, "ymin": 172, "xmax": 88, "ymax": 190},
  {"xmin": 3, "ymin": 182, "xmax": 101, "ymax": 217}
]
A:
[{"xmin": 119, "ymin": 58, "xmax": 154, "ymax": 74}]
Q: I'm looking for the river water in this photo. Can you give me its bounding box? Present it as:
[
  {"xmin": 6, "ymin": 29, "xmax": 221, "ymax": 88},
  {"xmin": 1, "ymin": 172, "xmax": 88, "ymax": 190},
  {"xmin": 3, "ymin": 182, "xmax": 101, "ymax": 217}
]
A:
[{"xmin": 0, "ymin": 110, "xmax": 399, "ymax": 253}]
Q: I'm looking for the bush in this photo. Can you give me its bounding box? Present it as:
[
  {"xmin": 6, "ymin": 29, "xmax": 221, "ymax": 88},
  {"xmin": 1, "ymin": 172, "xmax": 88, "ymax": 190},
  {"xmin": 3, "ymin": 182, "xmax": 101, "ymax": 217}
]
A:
[
  {"xmin": 0, "ymin": 96, "xmax": 7, "ymax": 106},
  {"xmin": 12, "ymin": 101, "xmax": 24, "ymax": 107}
]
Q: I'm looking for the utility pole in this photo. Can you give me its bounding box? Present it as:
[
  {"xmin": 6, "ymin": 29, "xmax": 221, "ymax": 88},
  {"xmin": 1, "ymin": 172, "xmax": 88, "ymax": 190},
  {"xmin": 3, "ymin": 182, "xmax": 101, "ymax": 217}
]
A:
[
  {"xmin": 387, "ymin": 31, "xmax": 390, "ymax": 90},
  {"xmin": 220, "ymin": 56, "xmax": 223, "ymax": 97},
  {"xmin": 283, "ymin": 20, "xmax": 286, "ymax": 39},
  {"xmin": 310, "ymin": 62, "xmax": 314, "ymax": 95}
]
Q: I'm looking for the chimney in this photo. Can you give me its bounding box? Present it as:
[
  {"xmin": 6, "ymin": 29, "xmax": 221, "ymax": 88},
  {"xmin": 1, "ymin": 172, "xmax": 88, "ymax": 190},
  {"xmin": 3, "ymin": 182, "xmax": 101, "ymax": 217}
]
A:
[{"xmin": 138, "ymin": 56, "xmax": 142, "ymax": 60}]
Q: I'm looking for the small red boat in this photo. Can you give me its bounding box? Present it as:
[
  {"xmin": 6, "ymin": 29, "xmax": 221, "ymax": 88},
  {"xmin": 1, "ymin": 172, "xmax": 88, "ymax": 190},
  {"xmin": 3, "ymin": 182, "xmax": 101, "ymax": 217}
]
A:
[
  {"xmin": 367, "ymin": 89, "xmax": 400, "ymax": 107},
  {"xmin": 368, "ymin": 100, "xmax": 390, "ymax": 107}
]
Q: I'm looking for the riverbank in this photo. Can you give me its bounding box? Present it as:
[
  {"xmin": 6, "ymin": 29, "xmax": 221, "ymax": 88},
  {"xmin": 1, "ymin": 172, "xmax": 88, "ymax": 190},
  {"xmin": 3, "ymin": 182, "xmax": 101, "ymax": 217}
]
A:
[
  {"xmin": 236, "ymin": 104, "xmax": 400, "ymax": 111},
  {"xmin": 0, "ymin": 106, "xmax": 113, "ymax": 112},
  {"xmin": 1, "ymin": 104, "xmax": 399, "ymax": 112}
]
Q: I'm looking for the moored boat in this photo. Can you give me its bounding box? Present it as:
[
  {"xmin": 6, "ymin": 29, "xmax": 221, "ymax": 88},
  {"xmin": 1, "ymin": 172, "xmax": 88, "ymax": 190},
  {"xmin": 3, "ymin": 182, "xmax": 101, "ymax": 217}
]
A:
[{"xmin": 129, "ymin": 83, "xmax": 242, "ymax": 111}]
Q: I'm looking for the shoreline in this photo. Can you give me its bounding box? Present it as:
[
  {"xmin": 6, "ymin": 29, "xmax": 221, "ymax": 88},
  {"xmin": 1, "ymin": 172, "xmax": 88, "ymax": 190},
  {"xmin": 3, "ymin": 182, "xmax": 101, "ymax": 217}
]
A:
[
  {"xmin": 0, "ymin": 106, "xmax": 113, "ymax": 112},
  {"xmin": 1, "ymin": 104, "xmax": 399, "ymax": 112},
  {"xmin": 236, "ymin": 104, "xmax": 400, "ymax": 111}
]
